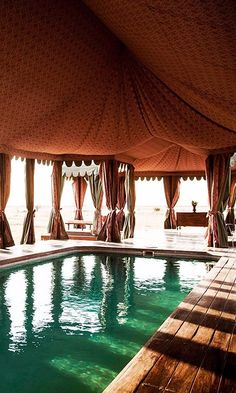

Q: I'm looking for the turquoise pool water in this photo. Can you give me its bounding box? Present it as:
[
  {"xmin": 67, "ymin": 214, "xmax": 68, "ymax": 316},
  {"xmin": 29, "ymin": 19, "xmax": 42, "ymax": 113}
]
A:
[{"xmin": 0, "ymin": 254, "xmax": 209, "ymax": 393}]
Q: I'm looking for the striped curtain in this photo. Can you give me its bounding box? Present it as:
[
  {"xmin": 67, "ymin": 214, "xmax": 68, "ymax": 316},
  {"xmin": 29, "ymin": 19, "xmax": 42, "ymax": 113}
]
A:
[
  {"xmin": 49, "ymin": 161, "xmax": 68, "ymax": 240},
  {"xmin": 206, "ymin": 154, "xmax": 231, "ymax": 248},
  {"xmin": 123, "ymin": 165, "xmax": 136, "ymax": 239},
  {"xmin": 225, "ymin": 173, "xmax": 236, "ymax": 232},
  {"xmin": 163, "ymin": 176, "xmax": 180, "ymax": 229},
  {"xmin": 88, "ymin": 172, "xmax": 103, "ymax": 235},
  {"xmin": 72, "ymin": 176, "xmax": 87, "ymax": 228},
  {"xmin": 97, "ymin": 160, "xmax": 120, "ymax": 242},
  {"xmin": 21, "ymin": 158, "xmax": 35, "ymax": 244},
  {"xmin": 0, "ymin": 154, "xmax": 14, "ymax": 248}
]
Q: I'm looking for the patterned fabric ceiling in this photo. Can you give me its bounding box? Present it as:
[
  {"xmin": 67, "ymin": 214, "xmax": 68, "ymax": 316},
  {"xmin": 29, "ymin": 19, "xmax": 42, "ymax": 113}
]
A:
[{"xmin": 0, "ymin": 0, "xmax": 236, "ymax": 174}]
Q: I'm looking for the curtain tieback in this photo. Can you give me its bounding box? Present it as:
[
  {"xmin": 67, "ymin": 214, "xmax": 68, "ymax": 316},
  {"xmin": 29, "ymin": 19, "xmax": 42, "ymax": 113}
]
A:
[
  {"xmin": 53, "ymin": 208, "xmax": 61, "ymax": 219},
  {"xmin": 207, "ymin": 210, "xmax": 219, "ymax": 217}
]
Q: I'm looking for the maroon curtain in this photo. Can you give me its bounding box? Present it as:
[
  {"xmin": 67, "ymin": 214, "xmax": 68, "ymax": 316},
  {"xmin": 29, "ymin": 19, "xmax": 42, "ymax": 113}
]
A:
[
  {"xmin": 88, "ymin": 172, "xmax": 103, "ymax": 235},
  {"xmin": 206, "ymin": 154, "xmax": 231, "ymax": 248},
  {"xmin": 49, "ymin": 161, "xmax": 68, "ymax": 240},
  {"xmin": 0, "ymin": 154, "xmax": 14, "ymax": 248},
  {"xmin": 225, "ymin": 173, "xmax": 236, "ymax": 231},
  {"xmin": 123, "ymin": 165, "xmax": 136, "ymax": 239},
  {"xmin": 97, "ymin": 160, "xmax": 121, "ymax": 242},
  {"xmin": 72, "ymin": 176, "xmax": 87, "ymax": 228},
  {"xmin": 116, "ymin": 173, "xmax": 126, "ymax": 231},
  {"xmin": 163, "ymin": 176, "xmax": 180, "ymax": 229},
  {"xmin": 21, "ymin": 158, "xmax": 35, "ymax": 244}
]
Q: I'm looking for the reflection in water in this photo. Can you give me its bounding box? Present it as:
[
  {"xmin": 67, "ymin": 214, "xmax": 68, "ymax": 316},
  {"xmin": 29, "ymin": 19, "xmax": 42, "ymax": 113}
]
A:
[
  {"xmin": 179, "ymin": 260, "xmax": 207, "ymax": 291},
  {"xmin": 0, "ymin": 254, "xmax": 209, "ymax": 393},
  {"xmin": 33, "ymin": 264, "xmax": 53, "ymax": 332},
  {"xmin": 5, "ymin": 271, "xmax": 27, "ymax": 351}
]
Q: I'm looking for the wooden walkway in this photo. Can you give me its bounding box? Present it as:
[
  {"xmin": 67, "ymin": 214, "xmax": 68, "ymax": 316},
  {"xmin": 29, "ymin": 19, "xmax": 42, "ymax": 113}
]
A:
[{"xmin": 104, "ymin": 256, "xmax": 236, "ymax": 393}]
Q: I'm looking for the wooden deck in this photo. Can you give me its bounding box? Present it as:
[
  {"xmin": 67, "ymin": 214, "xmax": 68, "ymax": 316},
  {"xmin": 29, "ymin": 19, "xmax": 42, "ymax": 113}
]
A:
[{"xmin": 104, "ymin": 256, "xmax": 236, "ymax": 393}]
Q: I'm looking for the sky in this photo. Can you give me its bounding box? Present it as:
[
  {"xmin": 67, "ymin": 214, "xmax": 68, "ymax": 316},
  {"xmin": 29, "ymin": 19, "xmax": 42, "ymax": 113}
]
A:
[{"xmin": 8, "ymin": 158, "xmax": 209, "ymax": 208}]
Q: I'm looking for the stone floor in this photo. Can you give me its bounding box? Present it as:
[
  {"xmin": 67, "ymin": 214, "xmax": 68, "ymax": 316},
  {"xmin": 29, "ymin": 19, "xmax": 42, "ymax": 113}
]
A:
[{"xmin": 0, "ymin": 227, "xmax": 235, "ymax": 267}]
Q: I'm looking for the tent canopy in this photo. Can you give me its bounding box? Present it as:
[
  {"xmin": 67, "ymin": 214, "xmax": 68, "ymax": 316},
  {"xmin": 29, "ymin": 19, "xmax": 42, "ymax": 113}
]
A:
[{"xmin": 0, "ymin": 0, "xmax": 236, "ymax": 175}]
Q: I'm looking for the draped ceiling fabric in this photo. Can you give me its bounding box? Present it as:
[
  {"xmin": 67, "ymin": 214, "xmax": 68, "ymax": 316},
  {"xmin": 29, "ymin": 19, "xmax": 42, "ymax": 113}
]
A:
[
  {"xmin": 21, "ymin": 159, "xmax": 35, "ymax": 244},
  {"xmin": 0, "ymin": 154, "xmax": 14, "ymax": 249},
  {"xmin": 163, "ymin": 176, "xmax": 181, "ymax": 229},
  {"xmin": 72, "ymin": 176, "xmax": 87, "ymax": 228},
  {"xmin": 0, "ymin": 1, "xmax": 236, "ymax": 177},
  {"xmin": 206, "ymin": 154, "xmax": 231, "ymax": 248}
]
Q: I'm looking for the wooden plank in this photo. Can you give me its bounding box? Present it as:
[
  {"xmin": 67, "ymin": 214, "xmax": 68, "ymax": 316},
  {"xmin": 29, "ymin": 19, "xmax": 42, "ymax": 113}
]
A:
[
  {"xmin": 104, "ymin": 258, "xmax": 228, "ymax": 393},
  {"xmin": 136, "ymin": 261, "xmax": 233, "ymax": 392},
  {"xmin": 104, "ymin": 258, "xmax": 236, "ymax": 393},
  {"xmin": 189, "ymin": 269, "xmax": 236, "ymax": 393},
  {"xmin": 218, "ymin": 322, "xmax": 236, "ymax": 392},
  {"xmin": 164, "ymin": 262, "xmax": 236, "ymax": 393}
]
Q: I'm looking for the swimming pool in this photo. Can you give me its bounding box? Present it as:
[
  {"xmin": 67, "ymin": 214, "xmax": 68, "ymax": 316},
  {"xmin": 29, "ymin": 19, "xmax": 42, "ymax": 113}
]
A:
[{"xmin": 0, "ymin": 253, "xmax": 211, "ymax": 392}]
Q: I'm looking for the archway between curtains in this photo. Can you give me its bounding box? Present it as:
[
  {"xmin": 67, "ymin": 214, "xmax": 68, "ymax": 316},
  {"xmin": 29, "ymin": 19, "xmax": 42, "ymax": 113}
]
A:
[
  {"xmin": 88, "ymin": 172, "xmax": 103, "ymax": 235},
  {"xmin": 225, "ymin": 173, "xmax": 236, "ymax": 232},
  {"xmin": 97, "ymin": 160, "xmax": 120, "ymax": 242},
  {"xmin": 206, "ymin": 154, "xmax": 231, "ymax": 248},
  {"xmin": 21, "ymin": 158, "xmax": 35, "ymax": 244},
  {"xmin": 72, "ymin": 176, "xmax": 87, "ymax": 228},
  {"xmin": 48, "ymin": 161, "xmax": 68, "ymax": 240},
  {"xmin": 163, "ymin": 176, "xmax": 180, "ymax": 229},
  {"xmin": 123, "ymin": 165, "xmax": 136, "ymax": 239},
  {"xmin": 0, "ymin": 153, "xmax": 14, "ymax": 248}
]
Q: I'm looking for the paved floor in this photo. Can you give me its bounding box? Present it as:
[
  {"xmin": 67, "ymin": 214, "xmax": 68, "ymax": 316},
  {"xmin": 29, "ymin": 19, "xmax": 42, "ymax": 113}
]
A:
[{"xmin": 0, "ymin": 228, "xmax": 235, "ymax": 267}]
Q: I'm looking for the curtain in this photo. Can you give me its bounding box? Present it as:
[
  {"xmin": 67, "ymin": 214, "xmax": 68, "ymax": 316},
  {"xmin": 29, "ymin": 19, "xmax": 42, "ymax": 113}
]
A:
[
  {"xmin": 123, "ymin": 165, "xmax": 136, "ymax": 239},
  {"xmin": 225, "ymin": 173, "xmax": 236, "ymax": 231},
  {"xmin": 163, "ymin": 176, "xmax": 180, "ymax": 229},
  {"xmin": 97, "ymin": 160, "xmax": 120, "ymax": 242},
  {"xmin": 88, "ymin": 172, "xmax": 103, "ymax": 235},
  {"xmin": 0, "ymin": 154, "xmax": 14, "ymax": 248},
  {"xmin": 116, "ymin": 173, "xmax": 126, "ymax": 231},
  {"xmin": 21, "ymin": 159, "xmax": 35, "ymax": 244},
  {"xmin": 48, "ymin": 161, "xmax": 68, "ymax": 240},
  {"xmin": 72, "ymin": 176, "xmax": 87, "ymax": 228},
  {"xmin": 206, "ymin": 154, "xmax": 231, "ymax": 248}
]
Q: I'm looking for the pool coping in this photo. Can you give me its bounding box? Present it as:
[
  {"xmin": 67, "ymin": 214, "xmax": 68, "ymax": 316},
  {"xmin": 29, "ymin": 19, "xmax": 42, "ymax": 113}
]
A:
[{"xmin": 0, "ymin": 243, "xmax": 219, "ymax": 270}]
